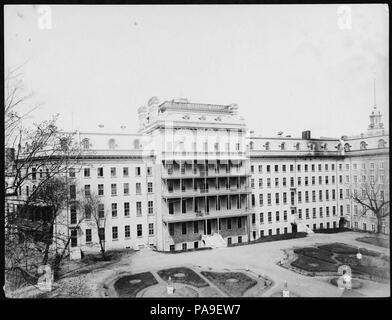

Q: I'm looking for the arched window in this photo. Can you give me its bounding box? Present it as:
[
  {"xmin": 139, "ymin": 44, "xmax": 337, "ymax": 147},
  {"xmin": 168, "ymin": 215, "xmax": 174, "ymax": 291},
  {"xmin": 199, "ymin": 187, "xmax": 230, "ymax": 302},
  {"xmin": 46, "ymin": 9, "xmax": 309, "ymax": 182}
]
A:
[
  {"xmin": 133, "ymin": 139, "xmax": 140, "ymax": 149},
  {"xmin": 108, "ymin": 138, "xmax": 116, "ymax": 149},
  {"xmin": 264, "ymin": 142, "xmax": 270, "ymax": 151},
  {"xmin": 360, "ymin": 141, "xmax": 367, "ymax": 150},
  {"xmin": 378, "ymin": 139, "xmax": 386, "ymax": 149},
  {"xmin": 344, "ymin": 143, "xmax": 351, "ymax": 152},
  {"xmin": 82, "ymin": 138, "xmax": 90, "ymax": 150}
]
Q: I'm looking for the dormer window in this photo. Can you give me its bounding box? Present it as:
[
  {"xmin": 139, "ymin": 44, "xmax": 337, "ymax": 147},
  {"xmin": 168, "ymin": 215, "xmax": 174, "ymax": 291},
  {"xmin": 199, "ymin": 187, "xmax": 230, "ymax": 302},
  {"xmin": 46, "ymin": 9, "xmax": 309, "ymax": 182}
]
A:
[
  {"xmin": 308, "ymin": 143, "xmax": 315, "ymax": 151},
  {"xmin": 320, "ymin": 143, "xmax": 328, "ymax": 150},
  {"xmin": 280, "ymin": 142, "xmax": 285, "ymax": 150},
  {"xmin": 182, "ymin": 115, "xmax": 190, "ymax": 120},
  {"xmin": 335, "ymin": 143, "xmax": 342, "ymax": 151},
  {"xmin": 344, "ymin": 143, "xmax": 351, "ymax": 152},
  {"xmin": 378, "ymin": 139, "xmax": 386, "ymax": 149},
  {"xmin": 199, "ymin": 115, "xmax": 206, "ymax": 121},
  {"xmin": 360, "ymin": 141, "xmax": 367, "ymax": 150},
  {"xmin": 82, "ymin": 138, "xmax": 90, "ymax": 150},
  {"xmin": 133, "ymin": 139, "xmax": 140, "ymax": 149},
  {"xmin": 294, "ymin": 142, "xmax": 300, "ymax": 151},
  {"xmin": 264, "ymin": 142, "xmax": 270, "ymax": 151},
  {"xmin": 215, "ymin": 116, "xmax": 222, "ymax": 121},
  {"xmin": 249, "ymin": 141, "xmax": 254, "ymax": 150}
]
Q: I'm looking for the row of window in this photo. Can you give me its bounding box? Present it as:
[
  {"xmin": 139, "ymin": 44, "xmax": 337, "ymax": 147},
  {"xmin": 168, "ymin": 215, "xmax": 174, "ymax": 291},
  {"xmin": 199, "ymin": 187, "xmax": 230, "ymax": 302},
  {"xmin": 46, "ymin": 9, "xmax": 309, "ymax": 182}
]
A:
[
  {"xmin": 168, "ymin": 218, "xmax": 244, "ymax": 236},
  {"xmin": 70, "ymin": 201, "xmax": 154, "ymax": 223},
  {"xmin": 74, "ymin": 166, "xmax": 152, "ymax": 178},
  {"xmin": 249, "ymin": 161, "xmax": 385, "ymax": 174},
  {"xmin": 254, "ymin": 189, "xmax": 342, "ymax": 206},
  {"xmin": 256, "ymin": 206, "xmax": 341, "ymax": 223},
  {"xmin": 82, "ymin": 182, "xmax": 154, "ymax": 197},
  {"xmin": 251, "ymin": 174, "xmax": 385, "ymax": 188},
  {"xmin": 83, "ymin": 224, "xmax": 154, "ymax": 243},
  {"xmin": 165, "ymin": 141, "xmax": 242, "ymax": 153}
]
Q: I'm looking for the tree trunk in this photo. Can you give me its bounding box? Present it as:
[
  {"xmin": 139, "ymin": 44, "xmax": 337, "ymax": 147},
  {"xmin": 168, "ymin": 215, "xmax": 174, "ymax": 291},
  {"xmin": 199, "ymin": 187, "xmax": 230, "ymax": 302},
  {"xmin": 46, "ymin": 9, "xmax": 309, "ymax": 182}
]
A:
[
  {"xmin": 377, "ymin": 216, "xmax": 383, "ymax": 235},
  {"xmin": 41, "ymin": 221, "xmax": 54, "ymax": 265},
  {"xmin": 99, "ymin": 237, "xmax": 106, "ymax": 261}
]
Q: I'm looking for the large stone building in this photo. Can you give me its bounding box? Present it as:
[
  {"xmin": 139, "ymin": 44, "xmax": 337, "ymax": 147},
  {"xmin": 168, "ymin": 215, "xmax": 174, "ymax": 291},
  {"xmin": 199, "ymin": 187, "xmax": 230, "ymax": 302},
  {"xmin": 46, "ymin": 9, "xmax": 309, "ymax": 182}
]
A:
[{"xmin": 12, "ymin": 98, "xmax": 389, "ymax": 253}]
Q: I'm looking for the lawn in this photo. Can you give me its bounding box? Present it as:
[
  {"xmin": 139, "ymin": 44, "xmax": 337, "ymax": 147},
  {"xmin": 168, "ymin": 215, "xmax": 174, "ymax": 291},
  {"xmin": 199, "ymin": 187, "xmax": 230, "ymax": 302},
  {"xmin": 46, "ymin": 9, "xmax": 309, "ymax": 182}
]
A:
[
  {"xmin": 291, "ymin": 255, "xmax": 338, "ymax": 273},
  {"xmin": 113, "ymin": 272, "xmax": 158, "ymax": 297},
  {"xmin": 356, "ymin": 236, "xmax": 389, "ymax": 249},
  {"xmin": 157, "ymin": 267, "xmax": 209, "ymax": 288},
  {"xmin": 293, "ymin": 247, "xmax": 336, "ymax": 264},
  {"xmin": 200, "ymin": 271, "xmax": 257, "ymax": 297}
]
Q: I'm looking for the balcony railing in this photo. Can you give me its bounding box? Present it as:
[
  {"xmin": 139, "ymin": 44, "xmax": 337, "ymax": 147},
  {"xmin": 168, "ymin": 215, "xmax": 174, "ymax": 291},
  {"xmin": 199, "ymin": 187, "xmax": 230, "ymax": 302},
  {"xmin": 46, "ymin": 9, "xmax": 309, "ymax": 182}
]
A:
[
  {"xmin": 161, "ymin": 170, "xmax": 249, "ymax": 179},
  {"xmin": 163, "ymin": 208, "xmax": 250, "ymax": 222},
  {"xmin": 163, "ymin": 187, "xmax": 251, "ymax": 198}
]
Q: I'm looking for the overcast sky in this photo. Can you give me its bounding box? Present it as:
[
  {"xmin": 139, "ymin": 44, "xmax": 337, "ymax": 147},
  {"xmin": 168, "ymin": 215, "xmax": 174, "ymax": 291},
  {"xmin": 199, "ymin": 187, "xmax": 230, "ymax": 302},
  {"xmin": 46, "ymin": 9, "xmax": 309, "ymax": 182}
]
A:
[{"xmin": 4, "ymin": 4, "xmax": 389, "ymax": 138}]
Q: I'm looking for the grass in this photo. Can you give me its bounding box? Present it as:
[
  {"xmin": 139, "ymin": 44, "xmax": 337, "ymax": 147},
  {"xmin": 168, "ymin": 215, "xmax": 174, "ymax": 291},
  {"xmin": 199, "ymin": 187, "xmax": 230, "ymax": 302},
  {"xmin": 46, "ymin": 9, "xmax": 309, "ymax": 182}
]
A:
[
  {"xmin": 291, "ymin": 255, "xmax": 338, "ymax": 273},
  {"xmin": 157, "ymin": 267, "xmax": 209, "ymax": 288},
  {"xmin": 293, "ymin": 247, "xmax": 336, "ymax": 264},
  {"xmin": 200, "ymin": 271, "xmax": 257, "ymax": 297},
  {"xmin": 356, "ymin": 236, "xmax": 389, "ymax": 248},
  {"xmin": 113, "ymin": 272, "xmax": 158, "ymax": 297}
]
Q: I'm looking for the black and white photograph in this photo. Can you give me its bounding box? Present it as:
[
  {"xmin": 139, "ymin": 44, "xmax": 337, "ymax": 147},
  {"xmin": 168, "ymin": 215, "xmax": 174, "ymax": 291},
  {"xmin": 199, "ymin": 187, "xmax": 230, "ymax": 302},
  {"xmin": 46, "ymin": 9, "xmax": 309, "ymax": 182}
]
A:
[{"xmin": 3, "ymin": 3, "xmax": 389, "ymax": 302}]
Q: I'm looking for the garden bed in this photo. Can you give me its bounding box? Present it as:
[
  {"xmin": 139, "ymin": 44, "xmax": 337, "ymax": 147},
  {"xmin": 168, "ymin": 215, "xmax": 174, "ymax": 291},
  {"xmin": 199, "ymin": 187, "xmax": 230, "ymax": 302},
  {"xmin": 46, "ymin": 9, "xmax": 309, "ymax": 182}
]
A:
[
  {"xmin": 200, "ymin": 271, "xmax": 257, "ymax": 297},
  {"xmin": 291, "ymin": 255, "xmax": 338, "ymax": 273},
  {"xmin": 157, "ymin": 267, "xmax": 209, "ymax": 288},
  {"xmin": 293, "ymin": 247, "xmax": 336, "ymax": 264},
  {"xmin": 113, "ymin": 272, "xmax": 158, "ymax": 297}
]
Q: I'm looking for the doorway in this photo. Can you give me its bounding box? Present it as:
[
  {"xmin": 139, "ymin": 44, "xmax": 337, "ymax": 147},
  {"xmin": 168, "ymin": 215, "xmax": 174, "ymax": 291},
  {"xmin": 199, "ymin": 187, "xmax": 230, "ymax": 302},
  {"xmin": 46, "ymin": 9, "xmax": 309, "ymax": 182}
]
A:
[{"xmin": 207, "ymin": 220, "xmax": 212, "ymax": 235}]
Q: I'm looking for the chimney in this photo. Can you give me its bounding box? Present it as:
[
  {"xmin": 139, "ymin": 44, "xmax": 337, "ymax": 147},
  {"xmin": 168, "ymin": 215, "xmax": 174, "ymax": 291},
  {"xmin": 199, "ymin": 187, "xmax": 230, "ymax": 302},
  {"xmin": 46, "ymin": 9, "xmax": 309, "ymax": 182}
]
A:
[{"xmin": 302, "ymin": 130, "xmax": 311, "ymax": 140}]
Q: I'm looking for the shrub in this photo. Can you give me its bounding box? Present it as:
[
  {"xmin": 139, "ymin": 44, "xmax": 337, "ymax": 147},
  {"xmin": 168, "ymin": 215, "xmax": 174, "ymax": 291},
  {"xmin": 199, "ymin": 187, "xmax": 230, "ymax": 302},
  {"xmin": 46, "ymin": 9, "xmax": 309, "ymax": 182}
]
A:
[{"xmin": 314, "ymin": 228, "xmax": 352, "ymax": 234}]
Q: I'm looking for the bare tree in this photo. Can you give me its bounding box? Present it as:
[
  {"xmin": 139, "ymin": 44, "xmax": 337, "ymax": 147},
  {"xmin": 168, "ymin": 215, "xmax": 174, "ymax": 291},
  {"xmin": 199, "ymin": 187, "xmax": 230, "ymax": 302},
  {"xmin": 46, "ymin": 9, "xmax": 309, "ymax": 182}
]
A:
[
  {"xmin": 351, "ymin": 179, "xmax": 389, "ymax": 234},
  {"xmin": 80, "ymin": 193, "xmax": 108, "ymax": 261},
  {"xmin": 4, "ymin": 65, "xmax": 82, "ymax": 290}
]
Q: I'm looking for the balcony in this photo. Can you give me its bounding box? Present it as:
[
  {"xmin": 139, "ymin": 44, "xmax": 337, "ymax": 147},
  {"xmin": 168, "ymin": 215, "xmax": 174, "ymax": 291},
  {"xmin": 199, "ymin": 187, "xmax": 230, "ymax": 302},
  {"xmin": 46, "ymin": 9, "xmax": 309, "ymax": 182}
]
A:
[
  {"xmin": 161, "ymin": 169, "xmax": 249, "ymax": 179},
  {"xmin": 162, "ymin": 187, "xmax": 252, "ymax": 198},
  {"xmin": 162, "ymin": 208, "xmax": 250, "ymax": 223}
]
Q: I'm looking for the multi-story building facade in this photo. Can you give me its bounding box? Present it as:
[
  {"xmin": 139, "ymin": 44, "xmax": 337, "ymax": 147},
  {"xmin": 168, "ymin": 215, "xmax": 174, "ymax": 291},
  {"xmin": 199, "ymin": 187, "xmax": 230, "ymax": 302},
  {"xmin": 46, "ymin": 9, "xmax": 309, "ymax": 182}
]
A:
[{"xmin": 12, "ymin": 98, "xmax": 389, "ymax": 253}]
